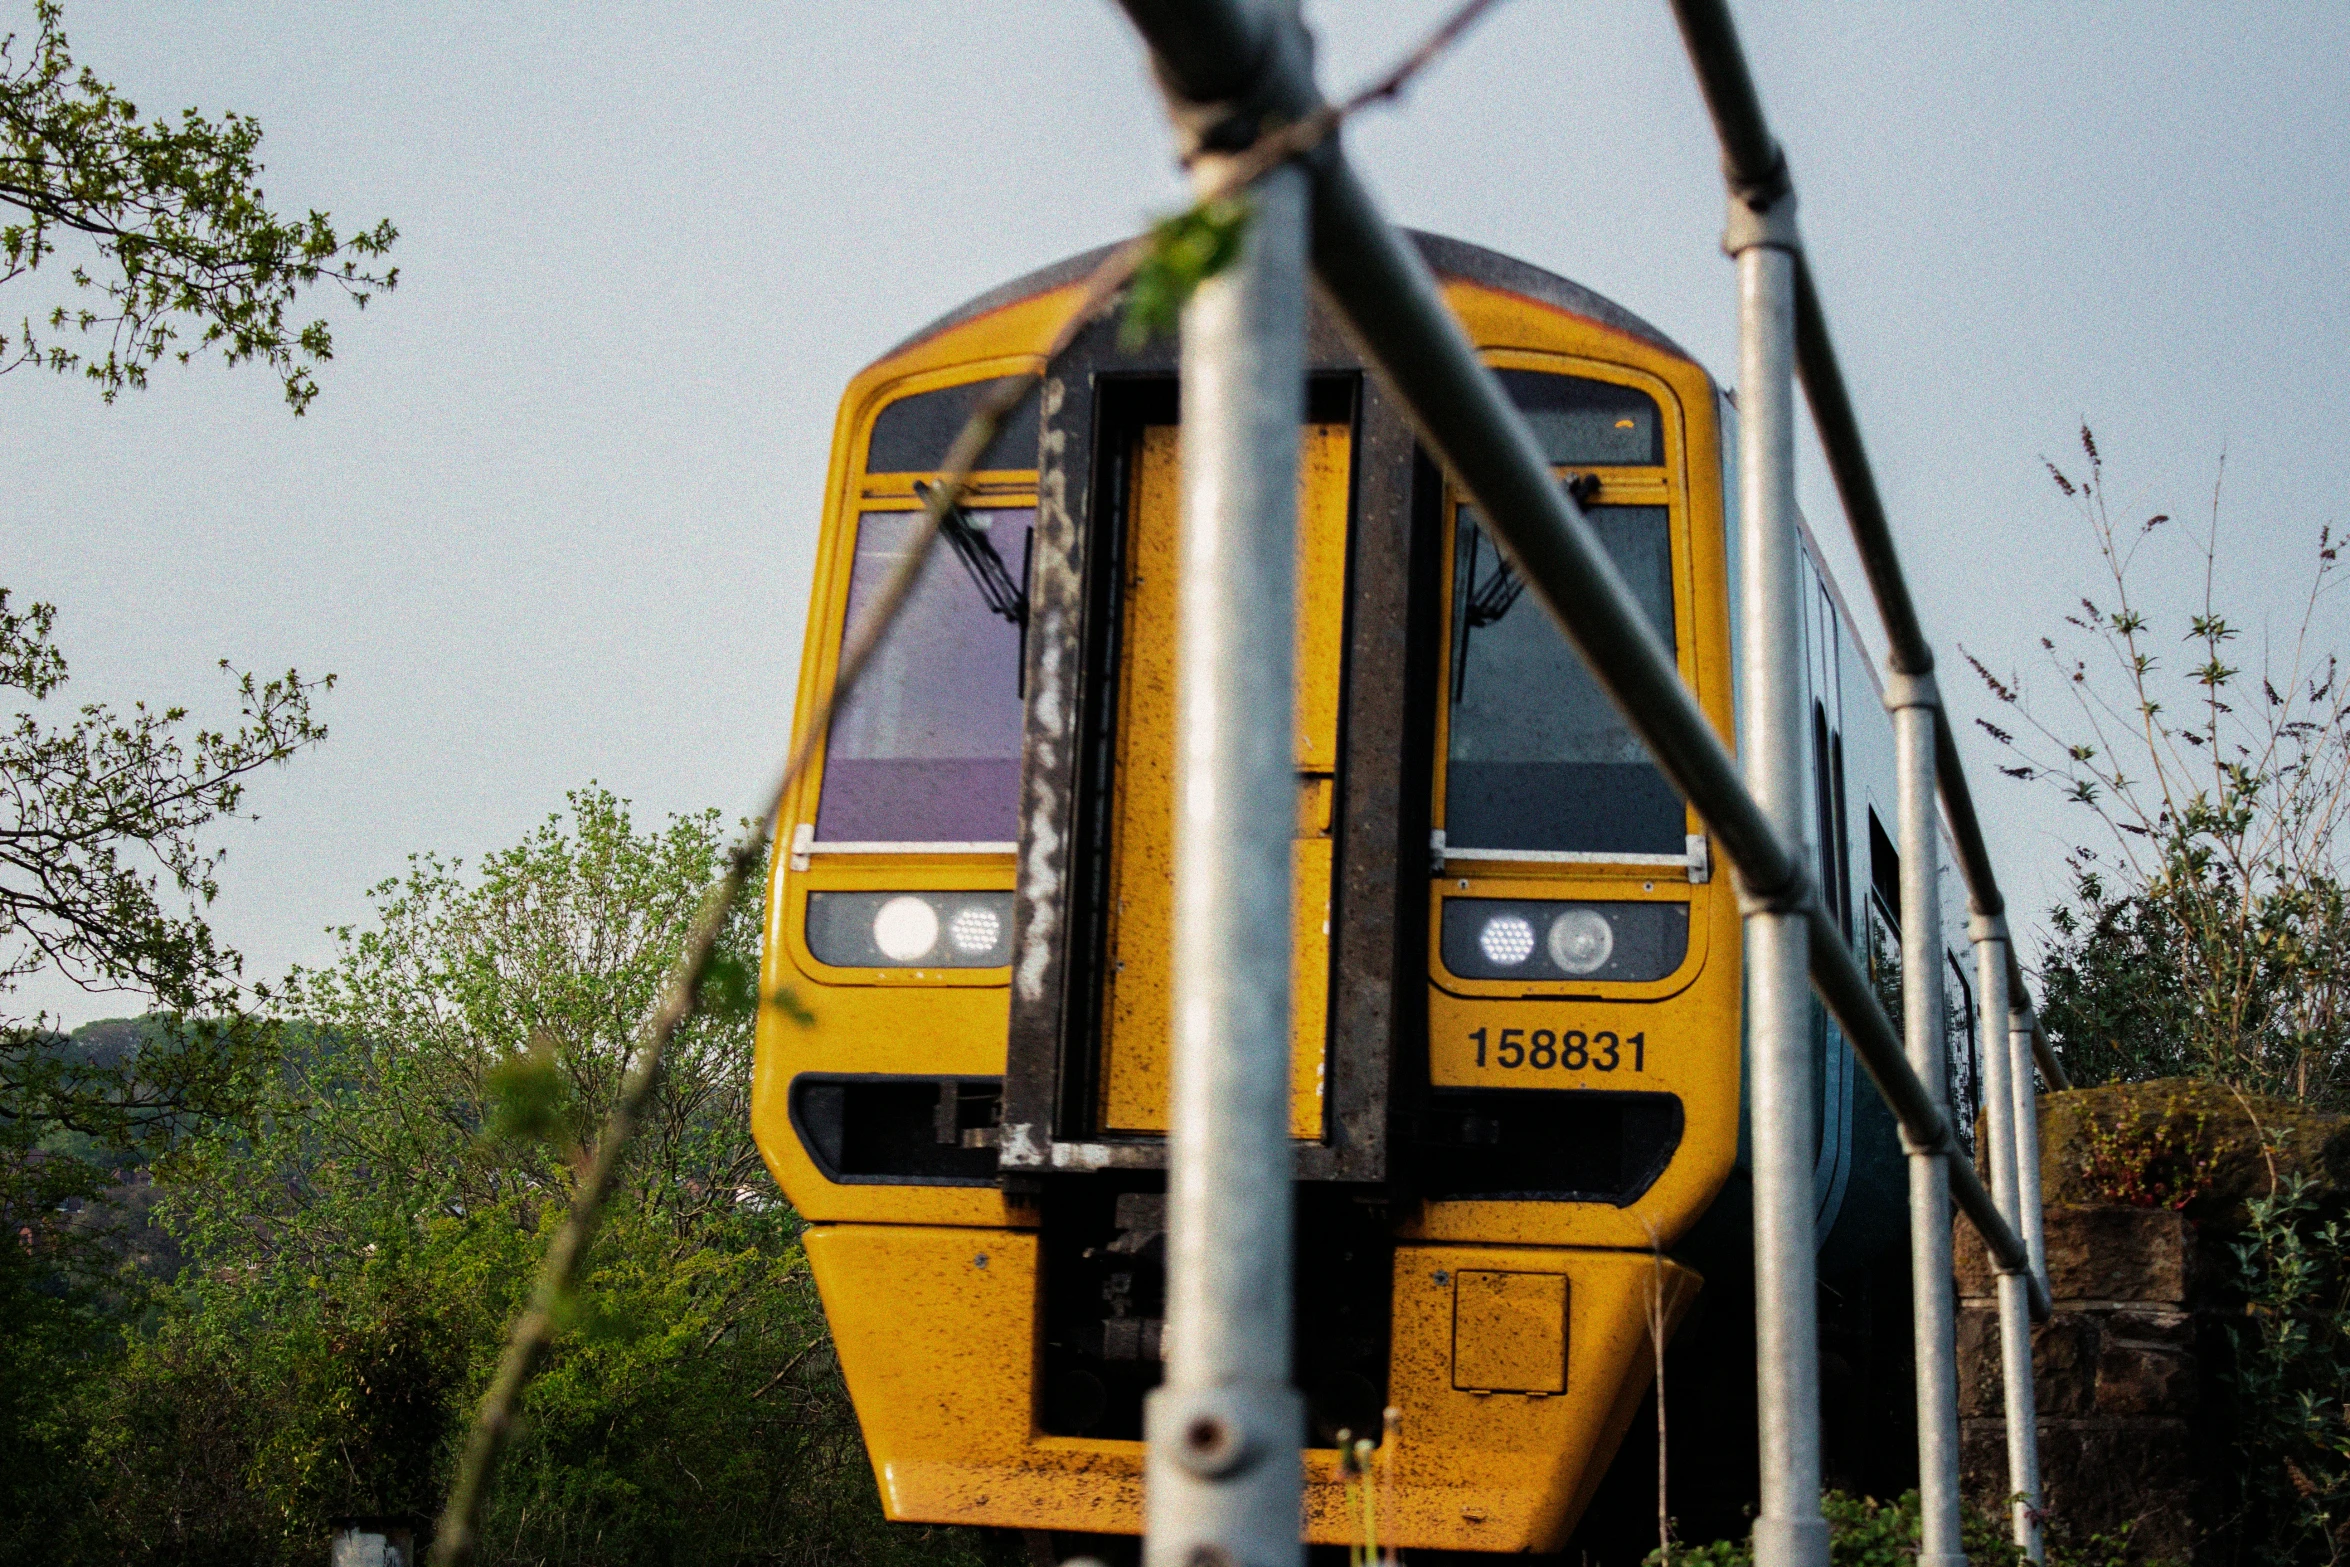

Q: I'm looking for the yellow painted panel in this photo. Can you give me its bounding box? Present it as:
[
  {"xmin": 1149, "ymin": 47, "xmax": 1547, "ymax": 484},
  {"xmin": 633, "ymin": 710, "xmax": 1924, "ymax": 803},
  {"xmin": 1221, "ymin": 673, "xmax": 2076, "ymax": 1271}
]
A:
[
  {"xmin": 1096, "ymin": 428, "xmax": 1180, "ymax": 1134},
  {"xmin": 1452, "ymin": 1270, "xmax": 1568, "ymax": 1393},
  {"xmin": 1291, "ymin": 833, "xmax": 1333, "ymax": 1129},
  {"xmin": 1293, "ymin": 424, "xmax": 1351, "ymax": 773},
  {"xmin": 805, "ymin": 1224, "xmax": 1145, "ymax": 1528},
  {"xmin": 811, "ymin": 1222, "xmax": 1700, "ymax": 1555},
  {"xmin": 1300, "ymin": 1244, "xmax": 1701, "ymax": 1554},
  {"xmin": 1098, "ymin": 422, "xmax": 1350, "ymax": 1139}
]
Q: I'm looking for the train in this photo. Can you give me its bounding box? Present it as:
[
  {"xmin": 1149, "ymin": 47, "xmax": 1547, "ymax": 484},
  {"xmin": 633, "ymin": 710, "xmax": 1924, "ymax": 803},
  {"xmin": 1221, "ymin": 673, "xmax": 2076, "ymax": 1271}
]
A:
[{"xmin": 750, "ymin": 232, "xmax": 1986, "ymax": 1559}]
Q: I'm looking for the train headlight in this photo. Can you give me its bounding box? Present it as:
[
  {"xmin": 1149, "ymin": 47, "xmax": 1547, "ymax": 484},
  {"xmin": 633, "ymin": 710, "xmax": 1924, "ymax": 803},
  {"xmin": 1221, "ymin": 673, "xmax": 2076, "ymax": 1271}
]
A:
[
  {"xmin": 872, "ymin": 896, "xmax": 940, "ymax": 961},
  {"xmin": 1477, "ymin": 913, "xmax": 1537, "ymax": 967},
  {"xmin": 806, "ymin": 891, "xmax": 1014, "ymax": 969},
  {"xmin": 948, "ymin": 903, "xmax": 1002, "ymax": 955},
  {"xmin": 1440, "ymin": 898, "xmax": 1690, "ymax": 983},
  {"xmin": 1546, "ymin": 908, "xmax": 1615, "ymax": 975}
]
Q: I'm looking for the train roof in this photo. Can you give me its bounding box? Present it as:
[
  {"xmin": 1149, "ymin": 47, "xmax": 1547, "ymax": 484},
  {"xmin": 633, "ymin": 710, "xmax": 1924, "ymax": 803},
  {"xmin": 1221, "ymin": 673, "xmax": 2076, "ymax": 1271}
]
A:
[{"xmin": 884, "ymin": 230, "xmax": 1689, "ymax": 364}]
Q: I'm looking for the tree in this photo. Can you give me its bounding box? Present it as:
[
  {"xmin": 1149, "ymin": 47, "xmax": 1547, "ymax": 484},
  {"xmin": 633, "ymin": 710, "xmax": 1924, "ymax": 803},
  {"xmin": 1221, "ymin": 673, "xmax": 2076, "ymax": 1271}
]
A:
[
  {"xmin": 1971, "ymin": 429, "xmax": 2350, "ymax": 1106},
  {"xmin": 40, "ymin": 789, "xmax": 985, "ymax": 1567},
  {"xmin": 2, "ymin": 0, "xmax": 397, "ymax": 412},
  {"xmin": 0, "ymin": 593, "xmax": 331, "ymax": 1544},
  {"xmin": 2, "ymin": 0, "xmax": 393, "ymax": 1169},
  {"xmin": 0, "ymin": 592, "xmax": 330, "ymax": 1170}
]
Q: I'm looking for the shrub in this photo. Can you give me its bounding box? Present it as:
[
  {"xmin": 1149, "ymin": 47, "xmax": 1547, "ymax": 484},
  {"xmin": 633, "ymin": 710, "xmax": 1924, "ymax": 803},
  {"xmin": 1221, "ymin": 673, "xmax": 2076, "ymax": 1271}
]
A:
[
  {"xmin": 2226, "ymin": 1172, "xmax": 2350, "ymax": 1563},
  {"xmin": 1645, "ymin": 1489, "xmax": 2156, "ymax": 1566},
  {"xmin": 1974, "ymin": 428, "xmax": 2350, "ymax": 1108},
  {"xmin": 2071, "ymin": 1095, "xmax": 2232, "ymax": 1209}
]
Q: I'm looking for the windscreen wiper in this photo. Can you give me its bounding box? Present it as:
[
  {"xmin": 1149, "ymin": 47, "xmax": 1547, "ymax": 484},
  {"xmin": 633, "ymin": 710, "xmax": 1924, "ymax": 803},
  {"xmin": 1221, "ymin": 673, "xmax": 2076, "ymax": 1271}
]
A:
[
  {"xmin": 915, "ymin": 480, "xmax": 1027, "ymax": 626},
  {"xmin": 1465, "ymin": 553, "xmax": 1527, "ymax": 629}
]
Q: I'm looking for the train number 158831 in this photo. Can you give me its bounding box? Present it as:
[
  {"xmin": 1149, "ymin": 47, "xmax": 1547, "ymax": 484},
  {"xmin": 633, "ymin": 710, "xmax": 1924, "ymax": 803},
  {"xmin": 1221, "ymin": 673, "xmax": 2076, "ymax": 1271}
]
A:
[{"xmin": 1470, "ymin": 1026, "xmax": 1646, "ymax": 1074}]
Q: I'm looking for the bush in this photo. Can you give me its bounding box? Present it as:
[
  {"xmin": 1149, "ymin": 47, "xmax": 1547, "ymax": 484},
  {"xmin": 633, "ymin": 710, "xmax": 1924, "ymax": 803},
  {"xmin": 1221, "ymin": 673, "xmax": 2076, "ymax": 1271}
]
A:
[
  {"xmin": 10, "ymin": 788, "xmax": 1000, "ymax": 1566},
  {"xmin": 1975, "ymin": 428, "xmax": 2350, "ymax": 1107},
  {"xmin": 2226, "ymin": 1172, "xmax": 2350, "ymax": 1563},
  {"xmin": 1646, "ymin": 1488, "xmax": 2155, "ymax": 1566}
]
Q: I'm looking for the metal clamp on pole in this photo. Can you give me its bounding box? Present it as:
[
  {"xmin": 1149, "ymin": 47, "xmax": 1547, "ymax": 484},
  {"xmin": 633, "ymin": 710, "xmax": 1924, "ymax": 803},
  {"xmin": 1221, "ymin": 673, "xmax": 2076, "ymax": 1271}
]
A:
[
  {"xmin": 1886, "ymin": 669, "xmax": 1965, "ymax": 1567},
  {"xmin": 1970, "ymin": 914, "xmax": 2044, "ymax": 1561},
  {"xmin": 1728, "ymin": 171, "xmax": 1830, "ymax": 1567},
  {"xmin": 1721, "ymin": 173, "xmax": 1800, "ymax": 259}
]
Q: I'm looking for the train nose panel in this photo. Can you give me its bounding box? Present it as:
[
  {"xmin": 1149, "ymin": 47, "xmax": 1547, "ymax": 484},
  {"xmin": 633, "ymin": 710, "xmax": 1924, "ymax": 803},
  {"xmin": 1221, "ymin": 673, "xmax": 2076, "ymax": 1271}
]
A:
[{"xmin": 804, "ymin": 1222, "xmax": 1699, "ymax": 1554}]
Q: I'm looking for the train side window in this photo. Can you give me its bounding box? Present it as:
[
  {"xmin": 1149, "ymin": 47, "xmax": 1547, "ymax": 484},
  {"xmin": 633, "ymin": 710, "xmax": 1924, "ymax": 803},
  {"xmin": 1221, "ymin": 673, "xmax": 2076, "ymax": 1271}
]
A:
[
  {"xmin": 1494, "ymin": 370, "xmax": 1662, "ymax": 465},
  {"xmin": 1812, "ymin": 705, "xmax": 1853, "ymax": 939},
  {"xmin": 814, "ymin": 507, "xmax": 1031, "ymax": 845},
  {"xmin": 1868, "ymin": 808, "xmax": 1901, "ymax": 933},
  {"xmin": 1445, "ymin": 501, "xmax": 1683, "ymax": 855}
]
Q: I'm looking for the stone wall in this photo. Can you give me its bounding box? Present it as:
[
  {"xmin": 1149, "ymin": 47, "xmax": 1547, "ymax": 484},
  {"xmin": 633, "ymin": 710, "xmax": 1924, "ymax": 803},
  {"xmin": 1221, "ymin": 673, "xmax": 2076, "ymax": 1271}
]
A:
[{"xmin": 1955, "ymin": 1204, "xmax": 2208, "ymax": 1562}]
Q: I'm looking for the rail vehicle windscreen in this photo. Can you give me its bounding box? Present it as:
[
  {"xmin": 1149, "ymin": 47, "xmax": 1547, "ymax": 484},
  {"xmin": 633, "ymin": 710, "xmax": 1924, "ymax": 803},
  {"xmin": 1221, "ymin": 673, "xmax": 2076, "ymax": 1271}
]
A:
[
  {"xmin": 865, "ymin": 377, "xmax": 1041, "ymax": 472},
  {"xmin": 1493, "ymin": 369, "xmax": 1662, "ymax": 466},
  {"xmin": 1446, "ymin": 502, "xmax": 1685, "ymax": 854},
  {"xmin": 815, "ymin": 507, "xmax": 1031, "ymax": 844}
]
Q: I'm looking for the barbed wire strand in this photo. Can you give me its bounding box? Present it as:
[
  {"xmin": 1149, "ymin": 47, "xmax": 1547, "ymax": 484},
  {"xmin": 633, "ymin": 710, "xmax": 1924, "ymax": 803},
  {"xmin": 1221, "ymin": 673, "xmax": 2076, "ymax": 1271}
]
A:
[{"xmin": 428, "ymin": 4, "xmax": 1508, "ymax": 1559}]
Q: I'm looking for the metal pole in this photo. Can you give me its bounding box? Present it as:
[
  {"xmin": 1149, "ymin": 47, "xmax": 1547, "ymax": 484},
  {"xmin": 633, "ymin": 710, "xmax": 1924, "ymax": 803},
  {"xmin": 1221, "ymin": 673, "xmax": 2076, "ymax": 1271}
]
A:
[
  {"xmin": 1971, "ymin": 921, "xmax": 2041, "ymax": 1560},
  {"xmin": 1145, "ymin": 139, "xmax": 1310, "ymax": 1567},
  {"xmin": 2009, "ymin": 1006, "xmax": 2049, "ymax": 1286},
  {"xmin": 1731, "ymin": 197, "xmax": 1829, "ymax": 1567},
  {"xmin": 1889, "ymin": 678, "xmax": 1964, "ymax": 1567},
  {"xmin": 2021, "ymin": 1003, "xmax": 2071, "ymax": 1094}
]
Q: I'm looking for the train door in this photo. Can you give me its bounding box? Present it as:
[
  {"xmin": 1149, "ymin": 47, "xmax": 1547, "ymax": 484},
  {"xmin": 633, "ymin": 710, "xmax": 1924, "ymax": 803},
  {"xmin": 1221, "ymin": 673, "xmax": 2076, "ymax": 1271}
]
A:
[{"xmin": 1094, "ymin": 417, "xmax": 1352, "ymax": 1139}]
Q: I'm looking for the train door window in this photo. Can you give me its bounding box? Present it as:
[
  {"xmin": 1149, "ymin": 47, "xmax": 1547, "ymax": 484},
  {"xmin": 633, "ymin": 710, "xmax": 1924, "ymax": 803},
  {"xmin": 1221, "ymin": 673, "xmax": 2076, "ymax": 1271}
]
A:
[
  {"xmin": 1865, "ymin": 807, "xmax": 1902, "ymax": 1002},
  {"xmin": 813, "ymin": 506, "xmax": 1032, "ymax": 845},
  {"xmin": 1443, "ymin": 501, "xmax": 1682, "ymax": 854},
  {"xmin": 1095, "ymin": 419, "xmax": 1352, "ymax": 1139},
  {"xmin": 1945, "ymin": 949, "xmax": 1980, "ymax": 1141}
]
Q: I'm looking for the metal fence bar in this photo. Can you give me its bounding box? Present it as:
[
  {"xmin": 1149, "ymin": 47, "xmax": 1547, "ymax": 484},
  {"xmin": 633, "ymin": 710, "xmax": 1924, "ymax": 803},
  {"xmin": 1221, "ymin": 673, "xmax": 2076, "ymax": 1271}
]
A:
[
  {"xmin": 1142, "ymin": 72, "xmax": 1312, "ymax": 1567},
  {"xmin": 1891, "ymin": 676, "xmax": 1966, "ymax": 1567},
  {"xmin": 1301, "ymin": 40, "xmax": 2052, "ymax": 1312},
  {"xmin": 1732, "ymin": 200, "xmax": 1832, "ymax": 1567},
  {"xmin": 1669, "ymin": 0, "xmax": 2054, "ymax": 1544},
  {"xmin": 1667, "ymin": 0, "xmax": 2071, "ymax": 1095},
  {"xmin": 1974, "ymin": 921, "xmax": 2044, "ymax": 1559},
  {"xmin": 2009, "ymin": 1006, "xmax": 2051, "ymax": 1284}
]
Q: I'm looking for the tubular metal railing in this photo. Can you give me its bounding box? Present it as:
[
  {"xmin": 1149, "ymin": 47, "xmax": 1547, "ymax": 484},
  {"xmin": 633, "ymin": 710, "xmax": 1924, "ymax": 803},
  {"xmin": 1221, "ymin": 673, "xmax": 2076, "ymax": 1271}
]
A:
[
  {"xmin": 1114, "ymin": 2, "xmax": 2061, "ymax": 1564},
  {"xmin": 1667, "ymin": 0, "xmax": 2072, "ymax": 1097},
  {"xmin": 1668, "ymin": 2, "xmax": 2055, "ymax": 1555}
]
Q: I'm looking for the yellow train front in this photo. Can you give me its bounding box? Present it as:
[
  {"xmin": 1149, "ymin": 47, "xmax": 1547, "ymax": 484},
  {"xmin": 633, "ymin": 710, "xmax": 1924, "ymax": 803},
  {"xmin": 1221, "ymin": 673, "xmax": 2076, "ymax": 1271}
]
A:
[{"xmin": 753, "ymin": 234, "xmax": 1915, "ymax": 1555}]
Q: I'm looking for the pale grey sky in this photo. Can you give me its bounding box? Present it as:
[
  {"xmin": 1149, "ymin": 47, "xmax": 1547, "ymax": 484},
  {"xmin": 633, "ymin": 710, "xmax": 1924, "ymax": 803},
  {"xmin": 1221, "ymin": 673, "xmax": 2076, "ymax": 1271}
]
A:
[{"xmin": 9, "ymin": 2, "xmax": 2348, "ymax": 1025}]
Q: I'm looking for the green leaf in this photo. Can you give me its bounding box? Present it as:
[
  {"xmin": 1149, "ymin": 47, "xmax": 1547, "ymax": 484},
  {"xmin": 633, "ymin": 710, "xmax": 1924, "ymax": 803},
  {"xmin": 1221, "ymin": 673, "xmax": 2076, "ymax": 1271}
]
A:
[
  {"xmin": 764, "ymin": 982, "xmax": 815, "ymax": 1029},
  {"xmin": 483, "ymin": 1033, "xmax": 568, "ymax": 1146},
  {"xmin": 1120, "ymin": 196, "xmax": 1253, "ymax": 350},
  {"xmin": 701, "ymin": 951, "xmax": 758, "ymax": 1024}
]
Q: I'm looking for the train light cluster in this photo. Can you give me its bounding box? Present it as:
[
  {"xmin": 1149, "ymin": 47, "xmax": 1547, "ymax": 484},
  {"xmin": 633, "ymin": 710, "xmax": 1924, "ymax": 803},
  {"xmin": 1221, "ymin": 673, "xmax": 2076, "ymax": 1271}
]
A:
[
  {"xmin": 806, "ymin": 891, "xmax": 1014, "ymax": 968},
  {"xmin": 1443, "ymin": 897, "xmax": 1689, "ymax": 984}
]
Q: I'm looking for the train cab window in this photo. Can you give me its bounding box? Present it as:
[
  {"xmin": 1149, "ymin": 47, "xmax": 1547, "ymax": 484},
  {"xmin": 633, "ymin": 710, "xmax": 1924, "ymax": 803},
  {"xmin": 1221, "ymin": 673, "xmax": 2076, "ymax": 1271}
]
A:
[
  {"xmin": 1494, "ymin": 369, "xmax": 1662, "ymax": 465},
  {"xmin": 814, "ymin": 506, "xmax": 1032, "ymax": 845},
  {"xmin": 1445, "ymin": 501, "xmax": 1683, "ymax": 854},
  {"xmin": 865, "ymin": 377, "xmax": 1040, "ymax": 472}
]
